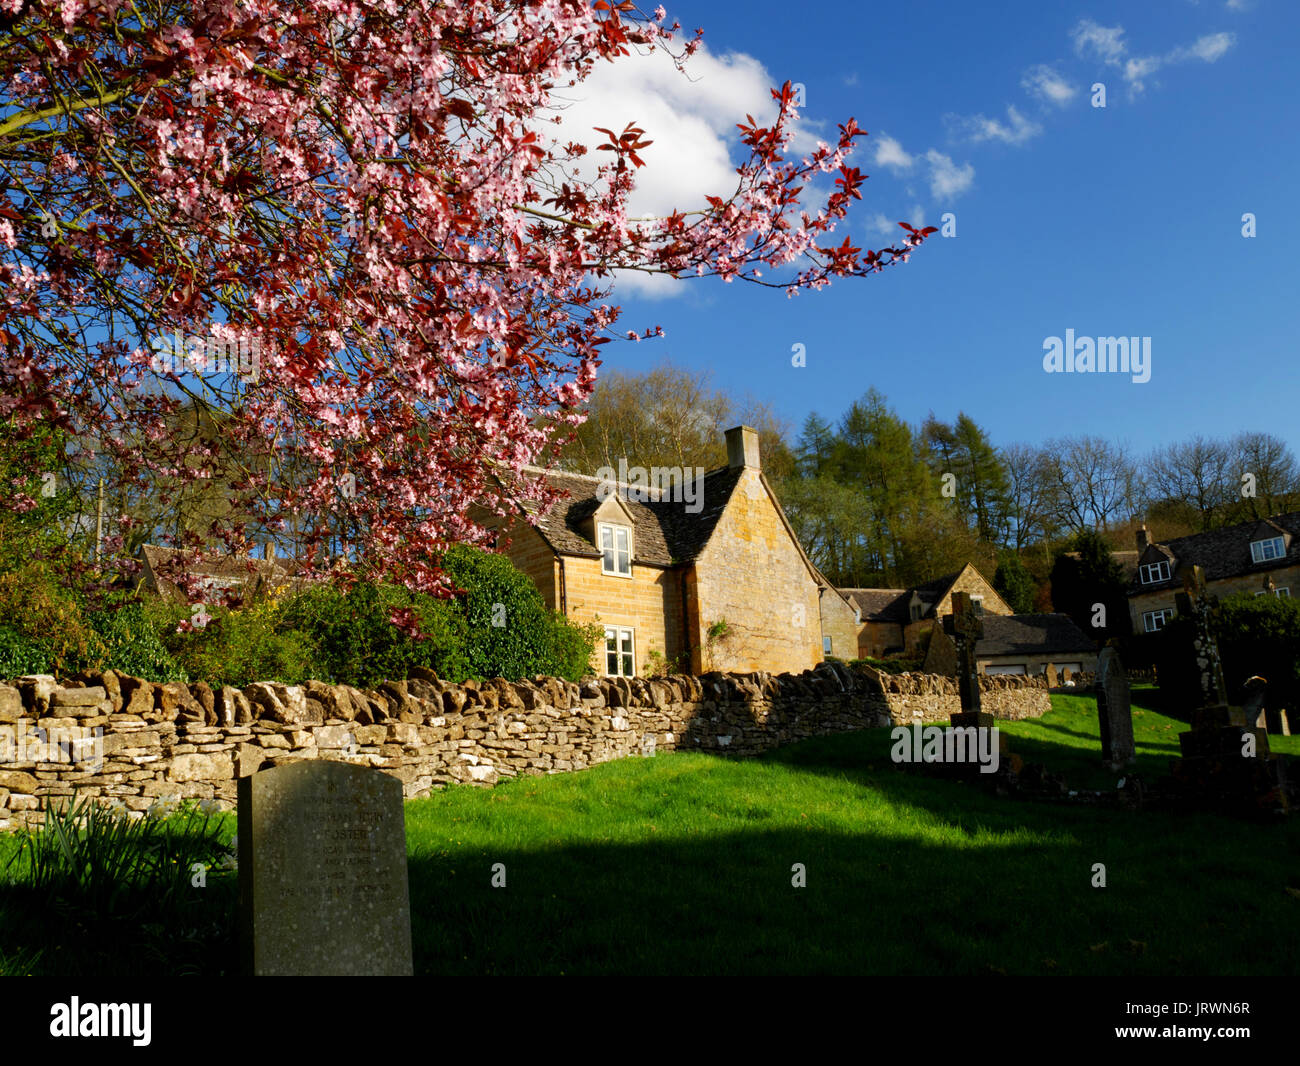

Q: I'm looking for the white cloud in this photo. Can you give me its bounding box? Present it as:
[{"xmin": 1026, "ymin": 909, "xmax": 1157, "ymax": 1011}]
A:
[
  {"xmin": 1021, "ymin": 64, "xmax": 1077, "ymax": 106},
  {"xmin": 873, "ymin": 133, "xmax": 914, "ymax": 171},
  {"xmin": 1072, "ymin": 20, "xmax": 1128, "ymax": 64},
  {"xmin": 948, "ymin": 105, "xmax": 1042, "ymax": 146},
  {"xmin": 1226, "ymin": 0, "xmax": 1250, "ymax": 10},
  {"xmin": 544, "ymin": 44, "xmax": 829, "ymax": 296},
  {"xmin": 1069, "ymin": 19, "xmax": 1236, "ymax": 94},
  {"xmin": 924, "ymin": 150, "xmax": 975, "ymax": 199},
  {"xmin": 1180, "ymin": 31, "xmax": 1235, "ymax": 62}
]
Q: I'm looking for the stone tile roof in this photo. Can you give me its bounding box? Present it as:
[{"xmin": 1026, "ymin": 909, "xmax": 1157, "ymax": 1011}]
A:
[
  {"xmin": 839, "ymin": 588, "xmax": 911, "ymax": 623},
  {"xmin": 511, "ymin": 465, "xmax": 746, "ymax": 566},
  {"xmin": 976, "ymin": 614, "xmax": 1096, "ymax": 657},
  {"xmin": 140, "ymin": 544, "xmax": 290, "ymax": 582},
  {"xmin": 1131, "ymin": 511, "xmax": 1300, "ymax": 592}
]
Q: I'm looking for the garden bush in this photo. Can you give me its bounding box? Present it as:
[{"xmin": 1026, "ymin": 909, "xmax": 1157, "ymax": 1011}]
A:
[{"xmin": 1153, "ymin": 591, "xmax": 1300, "ymax": 713}]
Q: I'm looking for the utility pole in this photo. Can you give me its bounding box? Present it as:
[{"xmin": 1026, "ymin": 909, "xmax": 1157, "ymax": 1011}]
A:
[{"xmin": 95, "ymin": 477, "xmax": 105, "ymax": 563}]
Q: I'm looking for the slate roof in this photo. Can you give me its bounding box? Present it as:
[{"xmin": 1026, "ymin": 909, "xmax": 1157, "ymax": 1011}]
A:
[
  {"xmin": 840, "ymin": 570, "xmax": 966, "ymax": 623},
  {"xmin": 509, "ymin": 464, "xmax": 746, "ymax": 566},
  {"xmin": 976, "ymin": 614, "xmax": 1096, "ymax": 657},
  {"xmin": 1130, "ymin": 511, "xmax": 1300, "ymax": 592},
  {"xmin": 839, "ymin": 588, "xmax": 911, "ymax": 623}
]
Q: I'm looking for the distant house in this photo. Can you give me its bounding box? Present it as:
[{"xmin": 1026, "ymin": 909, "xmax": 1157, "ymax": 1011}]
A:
[
  {"xmin": 923, "ymin": 613, "xmax": 1098, "ymax": 677},
  {"xmin": 137, "ymin": 543, "xmax": 292, "ymax": 604},
  {"xmin": 839, "ymin": 564, "xmax": 1011, "ymax": 659},
  {"xmin": 1127, "ymin": 514, "xmax": 1300, "ymax": 634},
  {"xmin": 840, "ymin": 564, "xmax": 1097, "ymax": 677},
  {"xmin": 480, "ymin": 426, "xmax": 860, "ymax": 677}
]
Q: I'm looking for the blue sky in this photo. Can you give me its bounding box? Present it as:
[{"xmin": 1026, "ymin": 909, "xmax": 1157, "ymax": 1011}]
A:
[{"xmin": 583, "ymin": 1, "xmax": 1299, "ymax": 459}]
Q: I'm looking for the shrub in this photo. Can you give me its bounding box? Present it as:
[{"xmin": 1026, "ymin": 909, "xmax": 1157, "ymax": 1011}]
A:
[
  {"xmin": 0, "ymin": 563, "xmax": 99, "ymax": 676},
  {"xmin": 438, "ymin": 544, "xmax": 599, "ymax": 682},
  {"xmin": 161, "ymin": 599, "xmax": 318, "ymax": 688},
  {"xmin": 87, "ymin": 603, "xmax": 187, "ymax": 682},
  {"xmin": 1153, "ymin": 592, "xmax": 1300, "ymax": 713},
  {"xmin": 278, "ymin": 580, "xmax": 470, "ymax": 688},
  {"xmin": 0, "ymin": 626, "xmax": 53, "ymax": 677}
]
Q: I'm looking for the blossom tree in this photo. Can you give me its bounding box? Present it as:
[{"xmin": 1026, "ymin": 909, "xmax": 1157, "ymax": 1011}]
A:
[{"xmin": 0, "ymin": 0, "xmax": 934, "ymax": 605}]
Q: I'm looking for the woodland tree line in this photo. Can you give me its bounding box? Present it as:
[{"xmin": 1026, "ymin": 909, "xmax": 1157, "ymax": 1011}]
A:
[{"xmin": 556, "ymin": 361, "xmax": 1300, "ymax": 617}]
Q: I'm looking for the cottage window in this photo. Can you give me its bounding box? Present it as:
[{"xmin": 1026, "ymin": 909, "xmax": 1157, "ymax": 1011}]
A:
[
  {"xmin": 599, "ymin": 523, "xmax": 632, "ymax": 577},
  {"xmin": 1258, "ymin": 587, "xmax": 1290, "ymax": 598},
  {"xmin": 1142, "ymin": 608, "xmax": 1174, "ymax": 633},
  {"xmin": 1250, "ymin": 536, "xmax": 1285, "ymax": 563},
  {"xmin": 971, "ymin": 596, "xmax": 984, "ymax": 616},
  {"xmin": 1139, "ymin": 560, "xmax": 1171, "ymax": 585},
  {"xmin": 823, "ymin": 636, "xmax": 833, "ymax": 654},
  {"xmin": 604, "ymin": 626, "xmax": 635, "ymax": 677},
  {"xmin": 909, "ymin": 603, "xmax": 922, "ymax": 622}
]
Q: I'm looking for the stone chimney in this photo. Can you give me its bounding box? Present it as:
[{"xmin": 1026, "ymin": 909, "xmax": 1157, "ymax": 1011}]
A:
[
  {"xmin": 725, "ymin": 425, "xmax": 761, "ymax": 470},
  {"xmin": 1135, "ymin": 523, "xmax": 1149, "ymax": 552}
]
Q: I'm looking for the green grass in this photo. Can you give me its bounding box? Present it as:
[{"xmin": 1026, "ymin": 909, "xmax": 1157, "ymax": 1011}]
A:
[
  {"xmin": 3, "ymin": 686, "xmax": 1297, "ymax": 975},
  {"xmin": 403, "ymin": 685, "xmax": 1300, "ymax": 975}
]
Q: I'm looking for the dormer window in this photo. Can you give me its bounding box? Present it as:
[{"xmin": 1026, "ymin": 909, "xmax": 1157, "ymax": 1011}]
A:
[
  {"xmin": 971, "ymin": 596, "xmax": 984, "ymax": 616},
  {"xmin": 599, "ymin": 522, "xmax": 632, "ymax": 576},
  {"xmin": 1250, "ymin": 536, "xmax": 1285, "ymax": 564},
  {"xmin": 1139, "ymin": 560, "xmax": 1171, "ymax": 585},
  {"xmin": 909, "ymin": 602, "xmax": 923, "ymax": 622}
]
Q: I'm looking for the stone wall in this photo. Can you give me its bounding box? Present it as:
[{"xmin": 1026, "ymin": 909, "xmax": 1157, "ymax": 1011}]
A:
[{"xmin": 0, "ymin": 662, "xmax": 1051, "ymax": 829}]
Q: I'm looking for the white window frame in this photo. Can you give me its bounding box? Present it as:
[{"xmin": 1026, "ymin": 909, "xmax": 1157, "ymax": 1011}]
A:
[
  {"xmin": 1277, "ymin": 587, "xmax": 1291, "ymax": 598},
  {"xmin": 598, "ymin": 522, "xmax": 632, "ymax": 578},
  {"xmin": 1139, "ymin": 560, "xmax": 1171, "ymax": 585},
  {"xmin": 604, "ymin": 625, "xmax": 635, "ymax": 677},
  {"xmin": 1143, "ymin": 608, "xmax": 1174, "ymax": 633},
  {"xmin": 1250, "ymin": 536, "xmax": 1285, "ymax": 563}
]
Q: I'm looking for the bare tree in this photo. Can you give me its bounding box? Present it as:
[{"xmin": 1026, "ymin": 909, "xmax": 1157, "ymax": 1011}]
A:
[
  {"xmin": 1041, "ymin": 435, "xmax": 1138, "ymax": 533},
  {"xmin": 1228, "ymin": 431, "xmax": 1300, "ymax": 521},
  {"xmin": 1145, "ymin": 436, "xmax": 1231, "ymax": 531}
]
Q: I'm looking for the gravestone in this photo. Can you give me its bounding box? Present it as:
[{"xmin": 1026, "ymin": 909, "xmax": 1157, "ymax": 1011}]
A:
[
  {"xmin": 1170, "ymin": 566, "xmax": 1284, "ymax": 815},
  {"xmin": 1095, "ymin": 647, "xmax": 1135, "ymax": 770},
  {"xmin": 943, "ymin": 591, "xmax": 984, "ymax": 725},
  {"xmin": 238, "ymin": 761, "xmax": 414, "ymax": 976},
  {"xmin": 1044, "ymin": 663, "xmax": 1059, "ymax": 688}
]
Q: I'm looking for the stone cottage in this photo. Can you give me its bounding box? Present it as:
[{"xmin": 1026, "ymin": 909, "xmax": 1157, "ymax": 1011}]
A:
[
  {"xmin": 839, "ymin": 563, "xmax": 1010, "ymax": 659},
  {"xmin": 1127, "ymin": 513, "xmax": 1300, "ymax": 634},
  {"xmin": 480, "ymin": 426, "xmax": 860, "ymax": 677},
  {"xmin": 922, "ymin": 613, "xmax": 1098, "ymax": 677}
]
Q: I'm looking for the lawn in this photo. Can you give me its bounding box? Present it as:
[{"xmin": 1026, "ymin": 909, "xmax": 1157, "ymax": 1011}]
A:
[{"xmin": 3, "ymin": 686, "xmax": 1298, "ymax": 975}]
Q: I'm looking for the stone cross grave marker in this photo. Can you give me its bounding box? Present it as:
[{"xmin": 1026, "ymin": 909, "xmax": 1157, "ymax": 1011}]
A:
[
  {"xmin": 943, "ymin": 591, "xmax": 984, "ymax": 717},
  {"xmin": 1095, "ymin": 646, "xmax": 1135, "ymax": 770},
  {"xmin": 1174, "ymin": 564, "xmax": 1229, "ymax": 719},
  {"xmin": 238, "ymin": 760, "xmax": 414, "ymax": 976}
]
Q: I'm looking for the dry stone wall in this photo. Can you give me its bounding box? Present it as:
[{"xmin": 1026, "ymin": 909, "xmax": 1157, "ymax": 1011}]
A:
[{"xmin": 0, "ymin": 662, "xmax": 1051, "ymax": 829}]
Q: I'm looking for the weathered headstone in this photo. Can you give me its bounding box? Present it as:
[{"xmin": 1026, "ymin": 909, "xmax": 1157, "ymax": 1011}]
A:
[
  {"xmin": 239, "ymin": 761, "xmax": 414, "ymax": 976},
  {"xmin": 1044, "ymin": 663, "xmax": 1059, "ymax": 688},
  {"xmin": 943, "ymin": 591, "xmax": 984, "ymax": 724},
  {"xmin": 1095, "ymin": 647, "xmax": 1135, "ymax": 770},
  {"xmin": 1242, "ymin": 676, "xmax": 1268, "ymax": 731}
]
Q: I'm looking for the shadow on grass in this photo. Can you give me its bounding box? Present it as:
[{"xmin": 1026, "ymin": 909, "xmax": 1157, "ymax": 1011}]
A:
[{"xmin": 407, "ymin": 735, "xmax": 1300, "ymax": 976}]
